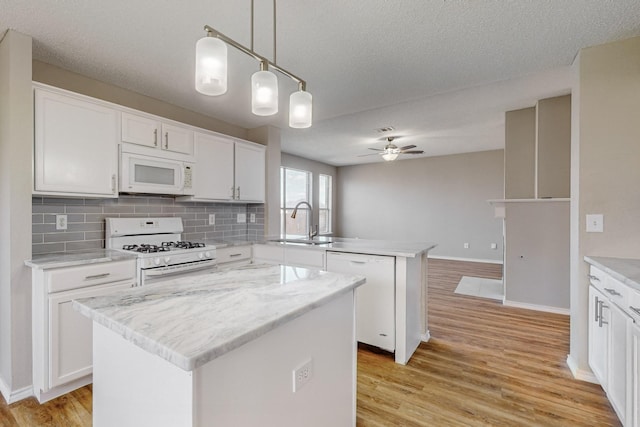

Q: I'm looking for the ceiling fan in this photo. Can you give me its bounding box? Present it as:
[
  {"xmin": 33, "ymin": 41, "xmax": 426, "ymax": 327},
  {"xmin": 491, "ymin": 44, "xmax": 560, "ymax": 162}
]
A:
[{"xmin": 359, "ymin": 137, "xmax": 424, "ymax": 161}]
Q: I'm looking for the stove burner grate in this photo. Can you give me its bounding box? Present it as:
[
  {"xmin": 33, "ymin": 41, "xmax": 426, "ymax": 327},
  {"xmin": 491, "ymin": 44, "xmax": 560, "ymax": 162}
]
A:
[
  {"xmin": 162, "ymin": 241, "xmax": 206, "ymax": 249},
  {"xmin": 122, "ymin": 244, "xmax": 170, "ymax": 253}
]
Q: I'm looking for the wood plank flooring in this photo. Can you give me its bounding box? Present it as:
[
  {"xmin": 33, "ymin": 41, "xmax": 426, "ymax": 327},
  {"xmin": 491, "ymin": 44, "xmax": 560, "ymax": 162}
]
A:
[
  {"xmin": 357, "ymin": 258, "xmax": 620, "ymax": 426},
  {"xmin": 0, "ymin": 259, "xmax": 620, "ymax": 426}
]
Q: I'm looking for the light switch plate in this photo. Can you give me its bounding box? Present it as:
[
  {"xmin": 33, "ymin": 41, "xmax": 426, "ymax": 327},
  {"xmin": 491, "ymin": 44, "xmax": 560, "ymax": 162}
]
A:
[
  {"xmin": 250, "ymin": 213, "xmax": 256, "ymax": 223},
  {"xmin": 586, "ymin": 214, "xmax": 604, "ymax": 232},
  {"xmin": 208, "ymin": 214, "xmax": 215, "ymax": 225},
  {"xmin": 237, "ymin": 213, "xmax": 246, "ymax": 223}
]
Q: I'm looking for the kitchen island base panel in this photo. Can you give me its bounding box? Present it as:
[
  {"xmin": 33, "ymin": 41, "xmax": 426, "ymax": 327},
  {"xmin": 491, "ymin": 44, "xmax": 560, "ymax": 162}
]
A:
[{"xmin": 92, "ymin": 292, "xmax": 356, "ymax": 427}]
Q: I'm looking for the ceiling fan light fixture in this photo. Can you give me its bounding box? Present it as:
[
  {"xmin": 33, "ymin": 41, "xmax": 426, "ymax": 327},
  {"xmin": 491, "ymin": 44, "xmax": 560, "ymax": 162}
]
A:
[
  {"xmin": 289, "ymin": 89, "xmax": 312, "ymax": 128},
  {"xmin": 251, "ymin": 66, "xmax": 279, "ymax": 116},
  {"xmin": 195, "ymin": 34, "xmax": 228, "ymax": 96},
  {"xmin": 382, "ymin": 152, "xmax": 399, "ymax": 161}
]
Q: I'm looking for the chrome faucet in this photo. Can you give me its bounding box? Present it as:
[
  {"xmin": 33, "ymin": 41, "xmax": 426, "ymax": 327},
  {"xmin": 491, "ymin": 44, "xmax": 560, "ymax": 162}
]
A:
[{"xmin": 291, "ymin": 201, "xmax": 318, "ymax": 240}]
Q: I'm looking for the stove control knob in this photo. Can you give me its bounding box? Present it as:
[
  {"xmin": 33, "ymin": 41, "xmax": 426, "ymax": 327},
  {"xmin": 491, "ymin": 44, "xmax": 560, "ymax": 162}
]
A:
[
  {"xmin": 198, "ymin": 252, "xmax": 205, "ymax": 259},
  {"xmin": 205, "ymin": 251, "xmax": 212, "ymax": 258},
  {"xmin": 154, "ymin": 258, "xmax": 161, "ymax": 266},
  {"xmin": 164, "ymin": 257, "xmax": 171, "ymax": 264}
]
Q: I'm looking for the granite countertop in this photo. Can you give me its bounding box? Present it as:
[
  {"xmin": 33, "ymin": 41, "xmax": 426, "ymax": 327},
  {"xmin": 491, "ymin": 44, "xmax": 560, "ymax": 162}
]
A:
[
  {"xmin": 73, "ymin": 263, "xmax": 365, "ymax": 371},
  {"xmin": 584, "ymin": 256, "xmax": 640, "ymax": 293},
  {"xmin": 260, "ymin": 235, "xmax": 437, "ymax": 258},
  {"xmin": 25, "ymin": 249, "xmax": 137, "ymax": 270}
]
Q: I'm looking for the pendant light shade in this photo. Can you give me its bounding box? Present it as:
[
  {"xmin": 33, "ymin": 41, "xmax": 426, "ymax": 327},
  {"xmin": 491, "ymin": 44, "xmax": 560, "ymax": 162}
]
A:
[
  {"xmin": 289, "ymin": 90, "xmax": 312, "ymax": 128},
  {"xmin": 251, "ymin": 70, "xmax": 278, "ymax": 116},
  {"xmin": 195, "ymin": 36, "xmax": 228, "ymax": 96}
]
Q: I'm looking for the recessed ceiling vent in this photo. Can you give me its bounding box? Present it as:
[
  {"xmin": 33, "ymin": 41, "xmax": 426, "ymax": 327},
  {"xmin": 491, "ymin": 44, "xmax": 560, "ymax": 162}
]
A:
[{"xmin": 375, "ymin": 126, "xmax": 395, "ymax": 133}]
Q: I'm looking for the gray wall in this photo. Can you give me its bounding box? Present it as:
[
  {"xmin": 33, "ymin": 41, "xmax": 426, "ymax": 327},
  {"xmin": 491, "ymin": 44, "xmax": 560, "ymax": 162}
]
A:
[
  {"xmin": 336, "ymin": 150, "xmax": 504, "ymax": 262},
  {"xmin": 281, "ymin": 153, "xmax": 338, "ymax": 236},
  {"xmin": 569, "ymin": 36, "xmax": 640, "ymax": 377},
  {"xmin": 32, "ymin": 196, "xmax": 264, "ymax": 254},
  {"xmin": 0, "ymin": 30, "xmax": 33, "ymax": 397}
]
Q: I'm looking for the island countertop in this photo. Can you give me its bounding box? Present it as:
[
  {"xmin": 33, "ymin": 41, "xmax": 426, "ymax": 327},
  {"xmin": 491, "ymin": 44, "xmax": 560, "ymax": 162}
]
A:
[{"xmin": 73, "ymin": 263, "xmax": 365, "ymax": 371}]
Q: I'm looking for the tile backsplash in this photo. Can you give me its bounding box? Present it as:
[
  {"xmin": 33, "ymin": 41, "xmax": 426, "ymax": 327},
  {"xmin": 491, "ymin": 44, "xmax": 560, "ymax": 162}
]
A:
[{"xmin": 32, "ymin": 195, "xmax": 264, "ymax": 254}]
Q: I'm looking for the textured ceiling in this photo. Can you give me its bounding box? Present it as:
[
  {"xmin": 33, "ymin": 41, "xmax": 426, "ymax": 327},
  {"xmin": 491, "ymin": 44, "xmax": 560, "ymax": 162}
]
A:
[{"xmin": 2, "ymin": 0, "xmax": 640, "ymax": 165}]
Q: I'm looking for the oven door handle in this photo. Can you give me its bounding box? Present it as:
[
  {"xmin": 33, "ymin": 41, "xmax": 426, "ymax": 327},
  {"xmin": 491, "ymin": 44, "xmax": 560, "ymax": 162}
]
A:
[{"xmin": 142, "ymin": 259, "xmax": 218, "ymax": 278}]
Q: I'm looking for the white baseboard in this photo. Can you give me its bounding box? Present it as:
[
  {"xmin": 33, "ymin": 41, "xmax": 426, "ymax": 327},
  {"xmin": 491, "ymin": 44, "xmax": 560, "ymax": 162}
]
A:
[
  {"xmin": 502, "ymin": 299, "xmax": 570, "ymax": 315},
  {"xmin": 566, "ymin": 354, "xmax": 599, "ymax": 384},
  {"xmin": 0, "ymin": 376, "xmax": 33, "ymax": 404},
  {"xmin": 421, "ymin": 330, "xmax": 431, "ymax": 342},
  {"xmin": 428, "ymin": 255, "xmax": 503, "ymax": 265}
]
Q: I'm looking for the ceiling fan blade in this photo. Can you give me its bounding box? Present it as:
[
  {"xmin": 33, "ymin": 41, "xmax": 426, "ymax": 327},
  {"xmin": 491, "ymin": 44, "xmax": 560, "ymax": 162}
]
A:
[
  {"xmin": 357, "ymin": 153, "xmax": 382, "ymax": 157},
  {"xmin": 401, "ymin": 150, "xmax": 424, "ymax": 155},
  {"xmin": 399, "ymin": 145, "xmax": 416, "ymax": 150},
  {"xmin": 368, "ymin": 148, "xmax": 384, "ymax": 151}
]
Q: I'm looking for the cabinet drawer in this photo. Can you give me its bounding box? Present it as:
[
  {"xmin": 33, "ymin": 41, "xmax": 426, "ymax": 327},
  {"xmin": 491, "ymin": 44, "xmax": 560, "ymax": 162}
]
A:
[
  {"xmin": 216, "ymin": 246, "xmax": 252, "ymax": 264},
  {"xmin": 601, "ymin": 275, "xmax": 629, "ymax": 310},
  {"xmin": 47, "ymin": 259, "xmax": 136, "ymax": 293},
  {"xmin": 629, "ymin": 288, "xmax": 640, "ymax": 323},
  {"xmin": 589, "ymin": 266, "xmax": 608, "ymax": 293},
  {"xmin": 285, "ymin": 247, "xmax": 325, "ymax": 269}
]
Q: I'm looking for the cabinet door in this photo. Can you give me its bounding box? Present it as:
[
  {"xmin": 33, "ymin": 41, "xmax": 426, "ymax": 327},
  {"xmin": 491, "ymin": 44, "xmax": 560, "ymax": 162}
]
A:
[
  {"xmin": 252, "ymin": 244, "xmax": 284, "ymax": 265},
  {"xmin": 589, "ymin": 286, "xmax": 609, "ymax": 388},
  {"xmin": 193, "ymin": 132, "xmax": 235, "ymax": 200},
  {"xmin": 48, "ymin": 281, "xmax": 134, "ymax": 389},
  {"xmin": 34, "ymin": 89, "xmax": 118, "ymax": 197},
  {"xmin": 234, "ymin": 142, "xmax": 266, "ymax": 202},
  {"xmin": 284, "ymin": 247, "xmax": 325, "ymax": 269},
  {"xmin": 629, "ymin": 321, "xmax": 640, "ymax": 427},
  {"xmin": 326, "ymin": 252, "xmax": 395, "ymax": 351},
  {"xmin": 162, "ymin": 123, "xmax": 194, "ymax": 155},
  {"xmin": 121, "ymin": 112, "xmax": 161, "ymax": 148},
  {"xmin": 608, "ymin": 302, "xmax": 630, "ymax": 424}
]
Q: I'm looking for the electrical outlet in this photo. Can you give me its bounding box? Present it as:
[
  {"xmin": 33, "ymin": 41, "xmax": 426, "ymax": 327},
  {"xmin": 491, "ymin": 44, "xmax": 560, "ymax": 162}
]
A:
[
  {"xmin": 250, "ymin": 213, "xmax": 256, "ymax": 223},
  {"xmin": 56, "ymin": 214, "xmax": 67, "ymax": 230},
  {"xmin": 586, "ymin": 214, "xmax": 604, "ymax": 232},
  {"xmin": 490, "ymin": 243, "xmax": 497, "ymax": 249},
  {"xmin": 208, "ymin": 214, "xmax": 215, "ymax": 225},
  {"xmin": 237, "ymin": 213, "xmax": 246, "ymax": 223},
  {"xmin": 292, "ymin": 358, "xmax": 313, "ymax": 392},
  {"xmin": 463, "ymin": 242, "xmax": 469, "ymax": 249}
]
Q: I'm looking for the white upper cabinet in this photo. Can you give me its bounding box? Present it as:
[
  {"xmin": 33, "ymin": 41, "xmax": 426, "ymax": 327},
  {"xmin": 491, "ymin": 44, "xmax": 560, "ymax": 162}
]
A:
[
  {"xmin": 234, "ymin": 141, "xmax": 266, "ymax": 202},
  {"xmin": 182, "ymin": 133, "xmax": 265, "ymax": 203},
  {"xmin": 121, "ymin": 112, "xmax": 194, "ymax": 156},
  {"xmin": 192, "ymin": 133, "xmax": 235, "ymax": 200},
  {"xmin": 34, "ymin": 87, "xmax": 119, "ymax": 198}
]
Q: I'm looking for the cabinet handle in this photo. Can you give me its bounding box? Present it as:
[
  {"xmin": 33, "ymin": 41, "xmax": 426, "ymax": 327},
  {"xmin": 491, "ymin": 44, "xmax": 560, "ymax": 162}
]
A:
[
  {"xmin": 630, "ymin": 306, "xmax": 640, "ymax": 316},
  {"xmin": 85, "ymin": 273, "xmax": 110, "ymax": 280},
  {"xmin": 229, "ymin": 253, "xmax": 243, "ymax": 257},
  {"xmin": 111, "ymin": 174, "xmax": 116, "ymax": 193},
  {"xmin": 588, "ymin": 274, "xmax": 600, "ymax": 282},
  {"xmin": 350, "ymin": 261, "xmax": 367, "ymax": 265},
  {"xmin": 153, "ymin": 129, "xmax": 158, "ymax": 147},
  {"xmin": 594, "ymin": 296, "xmax": 600, "ymax": 322},
  {"xmin": 230, "ymin": 186, "xmax": 235, "ymax": 199},
  {"xmin": 598, "ymin": 301, "xmax": 609, "ymax": 327},
  {"xmin": 237, "ymin": 186, "xmax": 241, "ymax": 200},
  {"xmin": 164, "ymin": 132, "xmax": 169, "ymax": 149},
  {"xmin": 604, "ymin": 288, "xmax": 621, "ymax": 297}
]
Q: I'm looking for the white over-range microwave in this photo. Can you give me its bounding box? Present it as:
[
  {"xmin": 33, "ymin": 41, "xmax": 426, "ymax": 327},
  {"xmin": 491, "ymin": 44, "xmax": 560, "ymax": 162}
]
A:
[{"xmin": 120, "ymin": 144, "xmax": 195, "ymax": 195}]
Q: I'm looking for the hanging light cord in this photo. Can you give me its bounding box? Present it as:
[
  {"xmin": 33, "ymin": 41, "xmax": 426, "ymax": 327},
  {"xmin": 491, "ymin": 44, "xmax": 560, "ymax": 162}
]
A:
[{"xmin": 273, "ymin": 0, "xmax": 277, "ymax": 63}]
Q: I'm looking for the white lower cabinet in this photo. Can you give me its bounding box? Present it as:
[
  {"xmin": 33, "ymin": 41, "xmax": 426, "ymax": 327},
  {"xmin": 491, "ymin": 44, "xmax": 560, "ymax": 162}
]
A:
[
  {"xmin": 216, "ymin": 245, "xmax": 252, "ymax": 267},
  {"xmin": 252, "ymin": 244, "xmax": 325, "ymax": 269},
  {"xmin": 609, "ymin": 301, "xmax": 631, "ymax": 424},
  {"xmin": 589, "ymin": 286, "xmax": 609, "ymax": 387},
  {"xmin": 31, "ymin": 259, "xmax": 136, "ymax": 403},
  {"xmin": 629, "ymin": 320, "xmax": 640, "ymax": 427},
  {"xmin": 326, "ymin": 252, "xmax": 395, "ymax": 351}
]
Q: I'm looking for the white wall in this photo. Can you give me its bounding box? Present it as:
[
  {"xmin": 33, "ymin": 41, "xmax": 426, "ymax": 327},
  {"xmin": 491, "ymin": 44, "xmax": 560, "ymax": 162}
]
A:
[
  {"xmin": 281, "ymin": 153, "xmax": 338, "ymax": 236},
  {"xmin": 0, "ymin": 30, "xmax": 33, "ymax": 400},
  {"xmin": 569, "ymin": 36, "xmax": 640, "ymax": 378},
  {"xmin": 248, "ymin": 126, "xmax": 281, "ymax": 236},
  {"xmin": 336, "ymin": 150, "xmax": 504, "ymax": 262}
]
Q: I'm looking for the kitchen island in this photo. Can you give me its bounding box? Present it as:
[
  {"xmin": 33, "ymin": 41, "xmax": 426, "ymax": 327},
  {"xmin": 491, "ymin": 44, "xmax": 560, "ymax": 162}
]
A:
[{"xmin": 73, "ymin": 263, "xmax": 365, "ymax": 427}]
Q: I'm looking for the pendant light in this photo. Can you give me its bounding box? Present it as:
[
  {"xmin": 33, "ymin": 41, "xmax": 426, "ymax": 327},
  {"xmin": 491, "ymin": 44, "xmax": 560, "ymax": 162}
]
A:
[
  {"xmin": 196, "ymin": 0, "xmax": 312, "ymax": 127},
  {"xmin": 289, "ymin": 83, "xmax": 312, "ymax": 128},
  {"xmin": 195, "ymin": 31, "xmax": 228, "ymax": 96},
  {"xmin": 252, "ymin": 62, "xmax": 278, "ymax": 116}
]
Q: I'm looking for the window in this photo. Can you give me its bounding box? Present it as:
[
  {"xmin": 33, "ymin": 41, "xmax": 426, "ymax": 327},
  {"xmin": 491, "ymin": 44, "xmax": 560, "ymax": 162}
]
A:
[
  {"xmin": 319, "ymin": 174, "xmax": 332, "ymax": 234},
  {"xmin": 280, "ymin": 167, "xmax": 311, "ymax": 236}
]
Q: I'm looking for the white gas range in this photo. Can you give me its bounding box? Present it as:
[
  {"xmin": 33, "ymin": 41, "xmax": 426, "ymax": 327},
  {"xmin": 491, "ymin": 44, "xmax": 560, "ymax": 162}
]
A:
[{"xmin": 105, "ymin": 217, "xmax": 217, "ymax": 286}]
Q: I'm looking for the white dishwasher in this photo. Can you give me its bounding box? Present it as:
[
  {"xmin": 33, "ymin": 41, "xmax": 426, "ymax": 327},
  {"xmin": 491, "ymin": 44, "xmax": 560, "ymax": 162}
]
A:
[{"xmin": 326, "ymin": 251, "xmax": 395, "ymax": 351}]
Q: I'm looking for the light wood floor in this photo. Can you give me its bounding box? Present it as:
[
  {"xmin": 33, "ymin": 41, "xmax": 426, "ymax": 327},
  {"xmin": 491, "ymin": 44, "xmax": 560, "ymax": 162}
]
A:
[{"xmin": 0, "ymin": 259, "xmax": 620, "ymax": 426}]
